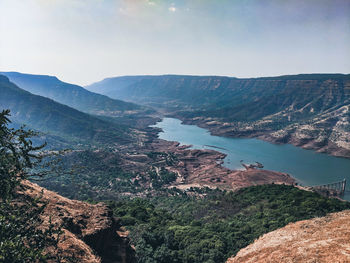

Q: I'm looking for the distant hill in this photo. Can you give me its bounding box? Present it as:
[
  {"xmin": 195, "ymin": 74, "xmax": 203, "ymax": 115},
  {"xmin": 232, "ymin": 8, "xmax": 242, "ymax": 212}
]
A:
[
  {"xmin": 86, "ymin": 74, "xmax": 350, "ymax": 118},
  {"xmin": 0, "ymin": 74, "xmax": 132, "ymax": 145},
  {"xmin": 188, "ymin": 74, "xmax": 350, "ymax": 122},
  {"xmin": 86, "ymin": 75, "xmax": 235, "ymax": 108},
  {"xmin": 1, "ymin": 72, "xmax": 142, "ymax": 117}
]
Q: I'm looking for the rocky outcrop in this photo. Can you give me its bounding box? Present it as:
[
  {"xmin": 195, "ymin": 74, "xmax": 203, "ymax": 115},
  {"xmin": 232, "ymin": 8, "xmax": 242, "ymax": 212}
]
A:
[
  {"xmin": 226, "ymin": 210, "xmax": 350, "ymax": 263},
  {"xmin": 22, "ymin": 180, "xmax": 135, "ymax": 263}
]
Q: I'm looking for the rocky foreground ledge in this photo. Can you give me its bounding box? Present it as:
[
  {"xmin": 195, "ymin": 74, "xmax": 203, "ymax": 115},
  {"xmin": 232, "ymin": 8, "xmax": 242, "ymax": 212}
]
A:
[
  {"xmin": 226, "ymin": 209, "xmax": 350, "ymax": 263},
  {"xmin": 21, "ymin": 181, "xmax": 135, "ymax": 263}
]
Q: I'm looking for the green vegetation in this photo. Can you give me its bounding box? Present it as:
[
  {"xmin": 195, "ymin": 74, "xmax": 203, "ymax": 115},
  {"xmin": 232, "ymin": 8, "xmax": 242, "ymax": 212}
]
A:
[
  {"xmin": 0, "ymin": 109, "xmax": 66, "ymax": 262},
  {"xmin": 0, "ymin": 109, "xmax": 44, "ymax": 199},
  {"xmin": 39, "ymin": 150, "xmax": 140, "ymax": 200},
  {"xmin": 146, "ymin": 151, "xmax": 178, "ymax": 166},
  {"xmin": 148, "ymin": 167, "xmax": 177, "ymax": 189},
  {"xmin": 110, "ymin": 184, "xmax": 350, "ymax": 263},
  {"xmin": 39, "ymin": 149, "xmax": 182, "ymax": 200},
  {"xmin": 0, "ymin": 74, "xmax": 132, "ymax": 146}
]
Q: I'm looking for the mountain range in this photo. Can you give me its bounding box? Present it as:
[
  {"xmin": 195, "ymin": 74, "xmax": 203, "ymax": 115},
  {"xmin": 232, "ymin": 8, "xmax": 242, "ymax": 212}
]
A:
[
  {"xmin": 0, "ymin": 74, "xmax": 132, "ymax": 146},
  {"xmin": 1, "ymin": 72, "xmax": 142, "ymax": 117},
  {"xmin": 86, "ymin": 74, "xmax": 350, "ymax": 119},
  {"xmin": 87, "ymin": 74, "xmax": 350, "ymax": 157}
]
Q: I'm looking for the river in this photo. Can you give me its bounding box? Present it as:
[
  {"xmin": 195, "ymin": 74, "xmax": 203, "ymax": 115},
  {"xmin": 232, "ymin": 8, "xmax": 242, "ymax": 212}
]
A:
[{"xmin": 153, "ymin": 118, "xmax": 350, "ymax": 200}]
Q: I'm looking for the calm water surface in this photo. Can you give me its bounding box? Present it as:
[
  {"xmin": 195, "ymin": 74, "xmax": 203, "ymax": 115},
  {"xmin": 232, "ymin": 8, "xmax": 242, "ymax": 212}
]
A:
[{"xmin": 153, "ymin": 118, "xmax": 350, "ymax": 199}]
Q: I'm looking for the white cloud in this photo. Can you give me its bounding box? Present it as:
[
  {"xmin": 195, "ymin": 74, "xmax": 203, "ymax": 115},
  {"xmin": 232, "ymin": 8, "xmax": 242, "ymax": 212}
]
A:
[{"xmin": 147, "ymin": 1, "xmax": 156, "ymax": 6}]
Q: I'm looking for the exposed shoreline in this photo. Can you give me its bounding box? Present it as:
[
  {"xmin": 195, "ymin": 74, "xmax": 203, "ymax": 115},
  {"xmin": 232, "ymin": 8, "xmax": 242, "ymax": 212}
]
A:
[
  {"xmin": 148, "ymin": 138, "xmax": 296, "ymax": 191},
  {"xmin": 173, "ymin": 116, "xmax": 350, "ymax": 160}
]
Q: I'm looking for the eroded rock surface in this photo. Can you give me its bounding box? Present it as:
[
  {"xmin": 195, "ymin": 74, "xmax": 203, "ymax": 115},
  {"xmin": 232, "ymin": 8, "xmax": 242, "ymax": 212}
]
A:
[
  {"xmin": 227, "ymin": 210, "xmax": 350, "ymax": 263},
  {"xmin": 22, "ymin": 181, "xmax": 135, "ymax": 263}
]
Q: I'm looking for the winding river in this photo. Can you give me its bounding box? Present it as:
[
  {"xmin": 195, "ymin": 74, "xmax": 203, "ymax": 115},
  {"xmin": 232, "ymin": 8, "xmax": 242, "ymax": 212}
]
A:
[{"xmin": 153, "ymin": 118, "xmax": 350, "ymax": 200}]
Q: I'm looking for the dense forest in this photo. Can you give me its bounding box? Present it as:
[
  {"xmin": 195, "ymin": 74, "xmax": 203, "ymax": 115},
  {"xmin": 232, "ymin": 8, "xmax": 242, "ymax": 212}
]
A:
[{"xmin": 109, "ymin": 184, "xmax": 350, "ymax": 263}]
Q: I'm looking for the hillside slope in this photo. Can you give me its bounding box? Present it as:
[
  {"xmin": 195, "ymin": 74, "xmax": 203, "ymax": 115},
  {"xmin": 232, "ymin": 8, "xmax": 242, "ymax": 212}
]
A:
[
  {"xmin": 1, "ymin": 72, "xmax": 142, "ymax": 117},
  {"xmin": 22, "ymin": 180, "xmax": 135, "ymax": 263},
  {"xmin": 0, "ymin": 74, "xmax": 132, "ymax": 145},
  {"xmin": 226, "ymin": 209, "xmax": 350, "ymax": 263}
]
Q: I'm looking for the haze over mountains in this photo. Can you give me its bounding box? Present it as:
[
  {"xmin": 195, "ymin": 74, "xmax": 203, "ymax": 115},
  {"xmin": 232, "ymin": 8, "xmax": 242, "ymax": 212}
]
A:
[
  {"xmin": 1, "ymin": 72, "xmax": 142, "ymax": 117},
  {"xmin": 87, "ymin": 74, "xmax": 350, "ymax": 116},
  {"xmin": 0, "ymin": 74, "xmax": 132, "ymax": 146}
]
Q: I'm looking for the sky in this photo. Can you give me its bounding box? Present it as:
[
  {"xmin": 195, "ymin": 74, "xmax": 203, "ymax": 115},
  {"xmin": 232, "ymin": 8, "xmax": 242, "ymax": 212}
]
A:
[{"xmin": 0, "ymin": 0, "xmax": 349, "ymax": 86}]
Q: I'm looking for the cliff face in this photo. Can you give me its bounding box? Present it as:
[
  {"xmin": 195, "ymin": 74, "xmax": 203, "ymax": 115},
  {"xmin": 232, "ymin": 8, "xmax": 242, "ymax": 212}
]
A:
[
  {"xmin": 86, "ymin": 74, "xmax": 350, "ymax": 113},
  {"xmin": 22, "ymin": 181, "xmax": 135, "ymax": 263},
  {"xmin": 226, "ymin": 209, "xmax": 350, "ymax": 263}
]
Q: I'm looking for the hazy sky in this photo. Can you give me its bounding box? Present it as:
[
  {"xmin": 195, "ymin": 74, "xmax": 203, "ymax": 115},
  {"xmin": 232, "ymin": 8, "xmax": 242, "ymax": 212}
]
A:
[{"xmin": 0, "ymin": 0, "xmax": 349, "ymax": 85}]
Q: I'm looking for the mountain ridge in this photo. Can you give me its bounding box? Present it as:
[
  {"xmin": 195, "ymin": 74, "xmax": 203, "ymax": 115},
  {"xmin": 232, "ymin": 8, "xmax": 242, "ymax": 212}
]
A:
[
  {"xmin": 1, "ymin": 71, "xmax": 142, "ymax": 117},
  {"xmin": 85, "ymin": 73, "xmax": 350, "ymax": 111},
  {"xmin": 0, "ymin": 74, "xmax": 132, "ymax": 146}
]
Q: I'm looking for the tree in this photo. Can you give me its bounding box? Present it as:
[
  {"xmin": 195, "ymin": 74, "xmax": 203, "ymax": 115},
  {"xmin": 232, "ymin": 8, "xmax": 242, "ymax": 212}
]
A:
[
  {"xmin": 0, "ymin": 109, "xmax": 47, "ymax": 199},
  {"xmin": 0, "ymin": 109, "xmax": 66, "ymax": 263}
]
